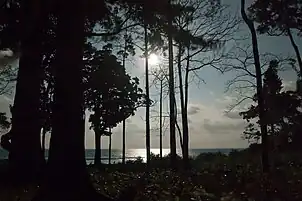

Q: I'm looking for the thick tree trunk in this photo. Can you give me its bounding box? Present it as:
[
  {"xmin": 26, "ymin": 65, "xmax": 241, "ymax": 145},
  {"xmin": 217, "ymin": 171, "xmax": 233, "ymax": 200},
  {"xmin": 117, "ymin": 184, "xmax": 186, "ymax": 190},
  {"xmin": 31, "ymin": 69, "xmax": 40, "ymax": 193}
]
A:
[
  {"xmin": 177, "ymin": 44, "xmax": 189, "ymax": 169},
  {"xmin": 159, "ymin": 79, "xmax": 163, "ymax": 159},
  {"xmin": 144, "ymin": 21, "xmax": 151, "ymax": 165},
  {"xmin": 168, "ymin": 0, "xmax": 177, "ymax": 168},
  {"xmin": 122, "ymin": 119, "xmax": 126, "ymax": 164},
  {"xmin": 241, "ymin": 0, "xmax": 269, "ymax": 173},
  {"xmin": 94, "ymin": 130, "xmax": 101, "ymax": 165},
  {"xmin": 9, "ymin": 0, "xmax": 44, "ymax": 183},
  {"xmin": 32, "ymin": 1, "xmax": 113, "ymax": 200}
]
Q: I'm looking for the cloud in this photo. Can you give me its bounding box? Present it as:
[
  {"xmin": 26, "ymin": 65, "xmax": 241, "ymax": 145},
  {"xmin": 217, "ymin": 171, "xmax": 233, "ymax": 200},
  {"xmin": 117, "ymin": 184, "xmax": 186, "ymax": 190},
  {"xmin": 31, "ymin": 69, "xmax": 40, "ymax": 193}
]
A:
[
  {"xmin": 188, "ymin": 105, "xmax": 201, "ymax": 115},
  {"xmin": 224, "ymin": 111, "xmax": 242, "ymax": 119},
  {"xmin": 203, "ymin": 118, "xmax": 246, "ymax": 135},
  {"xmin": 282, "ymin": 80, "xmax": 296, "ymax": 91}
]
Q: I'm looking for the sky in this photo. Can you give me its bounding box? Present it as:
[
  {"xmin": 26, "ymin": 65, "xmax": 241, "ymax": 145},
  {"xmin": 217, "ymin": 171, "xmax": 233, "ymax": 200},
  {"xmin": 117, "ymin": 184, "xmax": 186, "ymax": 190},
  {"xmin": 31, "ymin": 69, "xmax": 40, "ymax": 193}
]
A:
[{"xmin": 0, "ymin": 0, "xmax": 301, "ymax": 150}]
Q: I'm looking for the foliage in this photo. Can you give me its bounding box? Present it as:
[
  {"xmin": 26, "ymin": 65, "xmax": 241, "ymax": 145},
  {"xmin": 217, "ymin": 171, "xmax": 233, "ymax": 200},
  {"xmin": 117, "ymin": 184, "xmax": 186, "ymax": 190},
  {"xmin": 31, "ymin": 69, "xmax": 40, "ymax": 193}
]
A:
[
  {"xmin": 248, "ymin": 0, "xmax": 302, "ymax": 36},
  {"xmin": 84, "ymin": 43, "xmax": 146, "ymax": 134},
  {"xmin": 0, "ymin": 112, "xmax": 10, "ymax": 131},
  {"xmin": 240, "ymin": 60, "xmax": 302, "ymax": 146},
  {"xmin": 2, "ymin": 150, "xmax": 302, "ymax": 201}
]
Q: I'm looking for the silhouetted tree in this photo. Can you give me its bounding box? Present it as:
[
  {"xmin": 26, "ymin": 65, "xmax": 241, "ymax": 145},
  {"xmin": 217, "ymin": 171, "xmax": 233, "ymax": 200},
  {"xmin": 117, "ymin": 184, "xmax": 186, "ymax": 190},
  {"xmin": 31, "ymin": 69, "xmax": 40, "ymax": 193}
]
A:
[
  {"xmin": 241, "ymin": 0, "xmax": 269, "ymax": 172},
  {"xmin": 241, "ymin": 60, "xmax": 302, "ymax": 151},
  {"xmin": 84, "ymin": 44, "xmax": 145, "ymax": 165},
  {"xmin": 32, "ymin": 1, "xmax": 95, "ymax": 200},
  {"xmin": 241, "ymin": 61, "xmax": 283, "ymax": 138},
  {"xmin": 248, "ymin": 0, "xmax": 302, "ymax": 76}
]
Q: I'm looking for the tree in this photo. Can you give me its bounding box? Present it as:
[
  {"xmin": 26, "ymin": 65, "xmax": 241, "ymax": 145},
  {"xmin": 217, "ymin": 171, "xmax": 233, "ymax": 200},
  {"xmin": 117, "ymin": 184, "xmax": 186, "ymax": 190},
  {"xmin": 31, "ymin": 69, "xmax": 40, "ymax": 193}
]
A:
[
  {"xmin": 240, "ymin": 61, "xmax": 283, "ymax": 139},
  {"xmin": 167, "ymin": 0, "xmax": 177, "ymax": 168},
  {"xmin": 248, "ymin": 0, "xmax": 302, "ymax": 76},
  {"xmin": 84, "ymin": 44, "xmax": 145, "ymax": 165},
  {"xmin": 240, "ymin": 61, "xmax": 302, "ymax": 151},
  {"xmin": 32, "ymin": 1, "xmax": 96, "ymax": 200},
  {"xmin": 8, "ymin": 0, "xmax": 46, "ymax": 183},
  {"xmin": 143, "ymin": 7, "xmax": 151, "ymax": 165},
  {"xmin": 241, "ymin": 0, "xmax": 269, "ymax": 173}
]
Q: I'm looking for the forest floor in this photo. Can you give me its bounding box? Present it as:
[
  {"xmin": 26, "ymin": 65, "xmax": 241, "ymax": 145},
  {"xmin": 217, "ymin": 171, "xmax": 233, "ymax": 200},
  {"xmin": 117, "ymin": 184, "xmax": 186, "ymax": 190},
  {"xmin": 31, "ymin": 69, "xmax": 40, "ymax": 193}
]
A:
[{"xmin": 1, "ymin": 147, "xmax": 302, "ymax": 201}]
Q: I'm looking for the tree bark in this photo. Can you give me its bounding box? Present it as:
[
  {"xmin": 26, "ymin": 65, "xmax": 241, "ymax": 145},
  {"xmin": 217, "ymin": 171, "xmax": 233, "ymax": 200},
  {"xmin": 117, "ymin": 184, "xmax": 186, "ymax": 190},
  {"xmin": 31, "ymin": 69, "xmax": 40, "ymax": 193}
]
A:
[
  {"xmin": 168, "ymin": 0, "xmax": 177, "ymax": 168},
  {"xmin": 241, "ymin": 0, "xmax": 269, "ymax": 173},
  {"xmin": 9, "ymin": 0, "xmax": 44, "ymax": 183},
  {"xmin": 144, "ymin": 20, "xmax": 151, "ymax": 166}
]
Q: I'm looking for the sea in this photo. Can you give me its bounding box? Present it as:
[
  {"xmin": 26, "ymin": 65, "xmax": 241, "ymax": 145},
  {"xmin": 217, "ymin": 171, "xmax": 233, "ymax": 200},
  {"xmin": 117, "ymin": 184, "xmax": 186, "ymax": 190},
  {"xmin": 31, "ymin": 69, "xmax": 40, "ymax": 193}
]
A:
[{"xmin": 0, "ymin": 148, "xmax": 244, "ymax": 164}]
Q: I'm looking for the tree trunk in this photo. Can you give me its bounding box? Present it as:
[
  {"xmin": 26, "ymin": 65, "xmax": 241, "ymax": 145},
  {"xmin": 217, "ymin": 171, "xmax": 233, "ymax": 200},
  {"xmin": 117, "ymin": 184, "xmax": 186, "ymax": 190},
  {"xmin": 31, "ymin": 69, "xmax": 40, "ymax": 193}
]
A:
[
  {"xmin": 42, "ymin": 127, "xmax": 47, "ymax": 156},
  {"xmin": 270, "ymin": 124, "xmax": 275, "ymax": 136},
  {"xmin": 122, "ymin": 119, "xmax": 126, "ymax": 164},
  {"xmin": 122, "ymin": 33, "xmax": 127, "ymax": 165},
  {"xmin": 94, "ymin": 129, "xmax": 101, "ymax": 166},
  {"xmin": 144, "ymin": 20, "xmax": 151, "ymax": 166},
  {"xmin": 177, "ymin": 44, "xmax": 189, "ymax": 169},
  {"xmin": 9, "ymin": 0, "xmax": 44, "ymax": 183},
  {"xmin": 168, "ymin": 0, "xmax": 177, "ymax": 168},
  {"xmin": 241, "ymin": 0, "xmax": 269, "ymax": 173},
  {"xmin": 32, "ymin": 1, "xmax": 112, "ymax": 200},
  {"xmin": 159, "ymin": 79, "xmax": 163, "ymax": 159},
  {"xmin": 109, "ymin": 131, "xmax": 112, "ymax": 165},
  {"xmin": 287, "ymin": 28, "xmax": 302, "ymax": 77}
]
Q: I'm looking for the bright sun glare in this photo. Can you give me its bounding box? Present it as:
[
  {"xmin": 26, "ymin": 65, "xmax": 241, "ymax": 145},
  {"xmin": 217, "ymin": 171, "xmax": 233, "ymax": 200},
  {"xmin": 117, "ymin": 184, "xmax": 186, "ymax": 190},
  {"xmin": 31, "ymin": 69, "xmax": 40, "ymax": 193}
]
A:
[{"xmin": 148, "ymin": 53, "xmax": 159, "ymax": 66}]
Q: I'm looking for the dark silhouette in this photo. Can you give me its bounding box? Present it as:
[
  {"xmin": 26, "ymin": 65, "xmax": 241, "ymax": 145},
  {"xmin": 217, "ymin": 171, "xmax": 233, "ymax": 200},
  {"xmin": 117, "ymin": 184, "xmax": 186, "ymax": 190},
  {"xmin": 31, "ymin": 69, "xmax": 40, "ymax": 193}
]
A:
[
  {"xmin": 167, "ymin": 0, "xmax": 177, "ymax": 169},
  {"xmin": 1, "ymin": 1, "xmax": 302, "ymax": 201},
  {"xmin": 84, "ymin": 44, "xmax": 145, "ymax": 165},
  {"xmin": 249, "ymin": 0, "xmax": 302, "ymax": 76},
  {"xmin": 241, "ymin": 0, "xmax": 269, "ymax": 173},
  {"xmin": 240, "ymin": 60, "xmax": 299, "ymax": 150},
  {"xmin": 9, "ymin": 0, "xmax": 45, "ymax": 183}
]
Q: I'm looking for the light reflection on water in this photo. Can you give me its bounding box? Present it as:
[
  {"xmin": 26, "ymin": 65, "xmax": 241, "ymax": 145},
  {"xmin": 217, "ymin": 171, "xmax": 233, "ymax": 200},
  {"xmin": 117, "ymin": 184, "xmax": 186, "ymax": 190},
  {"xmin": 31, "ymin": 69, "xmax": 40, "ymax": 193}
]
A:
[
  {"xmin": 0, "ymin": 148, "xmax": 239, "ymax": 165},
  {"xmin": 85, "ymin": 148, "xmax": 237, "ymax": 164}
]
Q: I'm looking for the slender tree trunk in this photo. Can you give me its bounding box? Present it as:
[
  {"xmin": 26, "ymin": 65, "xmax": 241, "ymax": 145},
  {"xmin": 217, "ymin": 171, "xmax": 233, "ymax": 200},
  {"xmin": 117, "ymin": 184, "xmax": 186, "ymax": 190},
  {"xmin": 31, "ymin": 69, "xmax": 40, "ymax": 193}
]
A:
[
  {"xmin": 174, "ymin": 96, "xmax": 184, "ymax": 157},
  {"xmin": 9, "ymin": 0, "xmax": 44, "ymax": 183},
  {"xmin": 168, "ymin": 0, "xmax": 177, "ymax": 168},
  {"xmin": 93, "ymin": 100, "xmax": 101, "ymax": 166},
  {"xmin": 159, "ymin": 79, "xmax": 163, "ymax": 159},
  {"xmin": 184, "ymin": 46, "xmax": 190, "ymax": 119},
  {"xmin": 144, "ymin": 21, "xmax": 151, "ymax": 165},
  {"xmin": 109, "ymin": 131, "xmax": 112, "ymax": 165},
  {"xmin": 175, "ymin": 120, "xmax": 184, "ymax": 156},
  {"xmin": 122, "ymin": 33, "xmax": 127, "ymax": 165},
  {"xmin": 122, "ymin": 119, "xmax": 126, "ymax": 164},
  {"xmin": 177, "ymin": 44, "xmax": 189, "ymax": 169},
  {"xmin": 241, "ymin": 0, "xmax": 269, "ymax": 173},
  {"xmin": 287, "ymin": 28, "xmax": 302, "ymax": 77}
]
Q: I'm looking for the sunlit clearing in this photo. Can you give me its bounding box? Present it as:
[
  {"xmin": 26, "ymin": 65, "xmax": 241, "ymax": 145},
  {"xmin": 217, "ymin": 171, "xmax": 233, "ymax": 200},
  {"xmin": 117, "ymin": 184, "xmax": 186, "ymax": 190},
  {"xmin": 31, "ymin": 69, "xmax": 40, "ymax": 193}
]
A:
[{"xmin": 148, "ymin": 53, "xmax": 159, "ymax": 66}]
